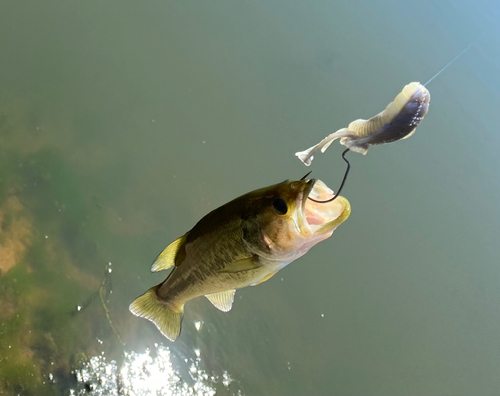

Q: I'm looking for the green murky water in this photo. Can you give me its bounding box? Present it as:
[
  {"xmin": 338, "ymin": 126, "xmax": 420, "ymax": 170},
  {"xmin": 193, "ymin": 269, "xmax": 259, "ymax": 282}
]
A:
[{"xmin": 1, "ymin": 1, "xmax": 500, "ymax": 395}]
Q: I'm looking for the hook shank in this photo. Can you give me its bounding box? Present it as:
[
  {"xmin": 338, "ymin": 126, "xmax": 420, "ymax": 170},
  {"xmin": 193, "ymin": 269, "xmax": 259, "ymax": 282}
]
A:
[{"xmin": 308, "ymin": 149, "xmax": 351, "ymax": 203}]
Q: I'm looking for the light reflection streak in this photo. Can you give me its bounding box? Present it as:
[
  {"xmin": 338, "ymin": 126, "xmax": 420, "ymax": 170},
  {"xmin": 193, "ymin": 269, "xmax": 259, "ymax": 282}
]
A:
[{"xmin": 71, "ymin": 343, "xmax": 237, "ymax": 396}]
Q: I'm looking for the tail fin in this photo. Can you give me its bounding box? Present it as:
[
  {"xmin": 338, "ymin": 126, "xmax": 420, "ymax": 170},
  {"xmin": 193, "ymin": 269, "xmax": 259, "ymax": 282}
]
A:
[{"xmin": 129, "ymin": 286, "xmax": 184, "ymax": 341}]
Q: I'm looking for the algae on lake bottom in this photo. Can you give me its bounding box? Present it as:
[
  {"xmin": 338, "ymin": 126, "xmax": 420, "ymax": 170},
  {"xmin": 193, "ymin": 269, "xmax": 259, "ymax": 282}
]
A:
[{"xmin": 0, "ymin": 107, "xmax": 128, "ymax": 395}]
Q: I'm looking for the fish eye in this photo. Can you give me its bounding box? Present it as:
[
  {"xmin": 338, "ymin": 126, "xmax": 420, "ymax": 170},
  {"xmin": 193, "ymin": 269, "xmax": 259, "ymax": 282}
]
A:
[{"xmin": 272, "ymin": 198, "xmax": 288, "ymax": 215}]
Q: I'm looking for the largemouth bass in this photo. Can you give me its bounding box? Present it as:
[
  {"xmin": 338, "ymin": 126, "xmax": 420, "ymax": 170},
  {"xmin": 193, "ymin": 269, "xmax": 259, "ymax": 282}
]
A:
[{"xmin": 130, "ymin": 178, "xmax": 351, "ymax": 341}]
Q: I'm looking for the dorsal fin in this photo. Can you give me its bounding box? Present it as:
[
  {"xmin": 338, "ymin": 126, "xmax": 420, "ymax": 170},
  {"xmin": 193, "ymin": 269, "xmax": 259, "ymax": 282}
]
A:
[
  {"xmin": 151, "ymin": 233, "xmax": 188, "ymax": 272},
  {"xmin": 205, "ymin": 290, "xmax": 236, "ymax": 312}
]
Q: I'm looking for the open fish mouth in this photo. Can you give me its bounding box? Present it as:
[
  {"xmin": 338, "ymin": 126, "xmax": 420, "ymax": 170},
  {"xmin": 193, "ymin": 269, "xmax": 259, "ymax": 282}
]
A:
[{"xmin": 302, "ymin": 179, "xmax": 351, "ymax": 235}]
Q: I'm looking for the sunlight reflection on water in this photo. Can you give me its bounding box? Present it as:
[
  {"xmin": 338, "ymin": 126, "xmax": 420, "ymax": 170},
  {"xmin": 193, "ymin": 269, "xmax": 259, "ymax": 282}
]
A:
[{"xmin": 71, "ymin": 343, "xmax": 237, "ymax": 396}]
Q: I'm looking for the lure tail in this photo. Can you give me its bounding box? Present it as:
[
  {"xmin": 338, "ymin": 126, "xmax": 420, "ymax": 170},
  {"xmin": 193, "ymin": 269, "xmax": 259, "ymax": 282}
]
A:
[
  {"xmin": 295, "ymin": 128, "xmax": 354, "ymax": 165},
  {"xmin": 129, "ymin": 286, "xmax": 184, "ymax": 341}
]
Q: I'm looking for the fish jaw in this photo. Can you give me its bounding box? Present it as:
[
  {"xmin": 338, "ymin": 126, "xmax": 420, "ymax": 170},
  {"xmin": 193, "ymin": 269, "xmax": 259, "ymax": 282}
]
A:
[
  {"xmin": 273, "ymin": 179, "xmax": 350, "ymax": 261},
  {"xmin": 298, "ymin": 179, "xmax": 350, "ymax": 248}
]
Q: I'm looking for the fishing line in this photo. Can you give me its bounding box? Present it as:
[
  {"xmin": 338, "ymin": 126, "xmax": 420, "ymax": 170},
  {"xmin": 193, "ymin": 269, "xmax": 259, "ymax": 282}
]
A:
[
  {"xmin": 423, "ymin": 42, "xmax": 475, "ymax": 86},
  {"xmin": 424, "ymin": 31, "xmax": 486, "ymax": 87}
]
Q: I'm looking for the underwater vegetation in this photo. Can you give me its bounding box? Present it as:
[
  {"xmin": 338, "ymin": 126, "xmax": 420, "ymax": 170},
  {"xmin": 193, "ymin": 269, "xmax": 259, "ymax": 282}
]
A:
[
  {"xmin": 0, "ymin": 107, "xmax": 99, "ymax": 394},
  {"xmin": 0, "ymin": 106, "xmax": 113, "ymax": 394},
  {"xmin": 0, "ymin": 102, "xmax": 240, "ymax": 395}
]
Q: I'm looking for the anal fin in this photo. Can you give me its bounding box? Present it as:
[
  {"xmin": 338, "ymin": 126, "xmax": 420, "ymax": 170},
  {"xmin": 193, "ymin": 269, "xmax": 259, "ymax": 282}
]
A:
[{"xmin": 205, "ymin": 290, "xmax": 236, "ymax": 312}]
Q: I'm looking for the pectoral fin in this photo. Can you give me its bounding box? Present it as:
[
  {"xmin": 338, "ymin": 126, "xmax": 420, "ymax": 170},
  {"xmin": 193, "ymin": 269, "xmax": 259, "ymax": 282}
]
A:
[
  {"xmin": 151, "ymin": 233, "xmax": 188, "ymax": 272},
  {"xmin": 205, "ymin": 290, "xmax": 236, "ymax": 312},
  {"xmin": 220, "ymin": 257, "xmax": 261, "ymax": 273}
]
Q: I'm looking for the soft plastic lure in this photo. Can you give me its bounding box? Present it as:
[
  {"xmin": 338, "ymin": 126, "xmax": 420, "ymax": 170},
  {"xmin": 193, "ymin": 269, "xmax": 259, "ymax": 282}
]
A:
[
  {"xmin": 297, "ymin": 41, "xmax": 476, "ymax": 203},
  {"xmin": 296, "ymin": 82, "xmax": 430, "ymax": 164},
  {"xmin": 296, "ymin": 41, "xmax": 475, "ymax": 166}
]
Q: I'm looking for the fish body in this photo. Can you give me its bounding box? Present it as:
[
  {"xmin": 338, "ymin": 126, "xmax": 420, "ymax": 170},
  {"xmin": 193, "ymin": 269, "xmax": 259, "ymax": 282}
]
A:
[
  {"xmin": 130, "ymin": 178, "xmax": 351, "ymax": 341},
  {"xmin": 296, "ymin": 82, "xmax": 430, "ymax": 164}
]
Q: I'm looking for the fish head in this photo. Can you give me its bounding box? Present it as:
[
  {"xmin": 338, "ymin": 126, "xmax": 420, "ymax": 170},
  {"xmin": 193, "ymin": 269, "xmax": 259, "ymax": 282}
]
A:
[{"xmin": 241, "ymin": 178, "xmax": 350, "ymax": 262}]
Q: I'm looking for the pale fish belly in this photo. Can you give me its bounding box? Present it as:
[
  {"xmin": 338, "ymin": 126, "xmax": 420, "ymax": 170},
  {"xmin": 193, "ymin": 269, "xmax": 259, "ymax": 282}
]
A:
[{"xmin": 165, "ymin": 259, "xmax": 289, "ymax": 306}]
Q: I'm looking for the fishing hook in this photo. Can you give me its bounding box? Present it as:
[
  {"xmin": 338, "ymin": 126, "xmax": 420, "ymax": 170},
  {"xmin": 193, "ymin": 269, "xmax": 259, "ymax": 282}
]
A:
[
  {"xmin": 300, "ymin": 171, "xmax": 312, "ymax": 181},
  {"xmin": 308, "ymin": 149, "xmax": 351, "ymax": 203}
]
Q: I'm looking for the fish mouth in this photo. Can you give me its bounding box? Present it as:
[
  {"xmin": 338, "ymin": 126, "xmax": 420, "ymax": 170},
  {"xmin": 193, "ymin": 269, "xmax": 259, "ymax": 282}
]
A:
[{"xmin": 300, "ymin": 179, "xmax": 351, "ymax": 236}]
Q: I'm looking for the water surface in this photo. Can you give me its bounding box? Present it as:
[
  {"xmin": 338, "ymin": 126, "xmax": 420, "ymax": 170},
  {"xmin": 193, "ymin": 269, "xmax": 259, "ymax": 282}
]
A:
[{"xmin": 1, "ymin": 1, "xmax": 500, "ymax": 395}]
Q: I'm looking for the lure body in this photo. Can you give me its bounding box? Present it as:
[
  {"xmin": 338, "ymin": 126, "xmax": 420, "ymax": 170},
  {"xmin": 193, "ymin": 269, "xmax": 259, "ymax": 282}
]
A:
[{"xmin": 296, "ymin": 82, "xmax": 430, "ymax": 164}]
